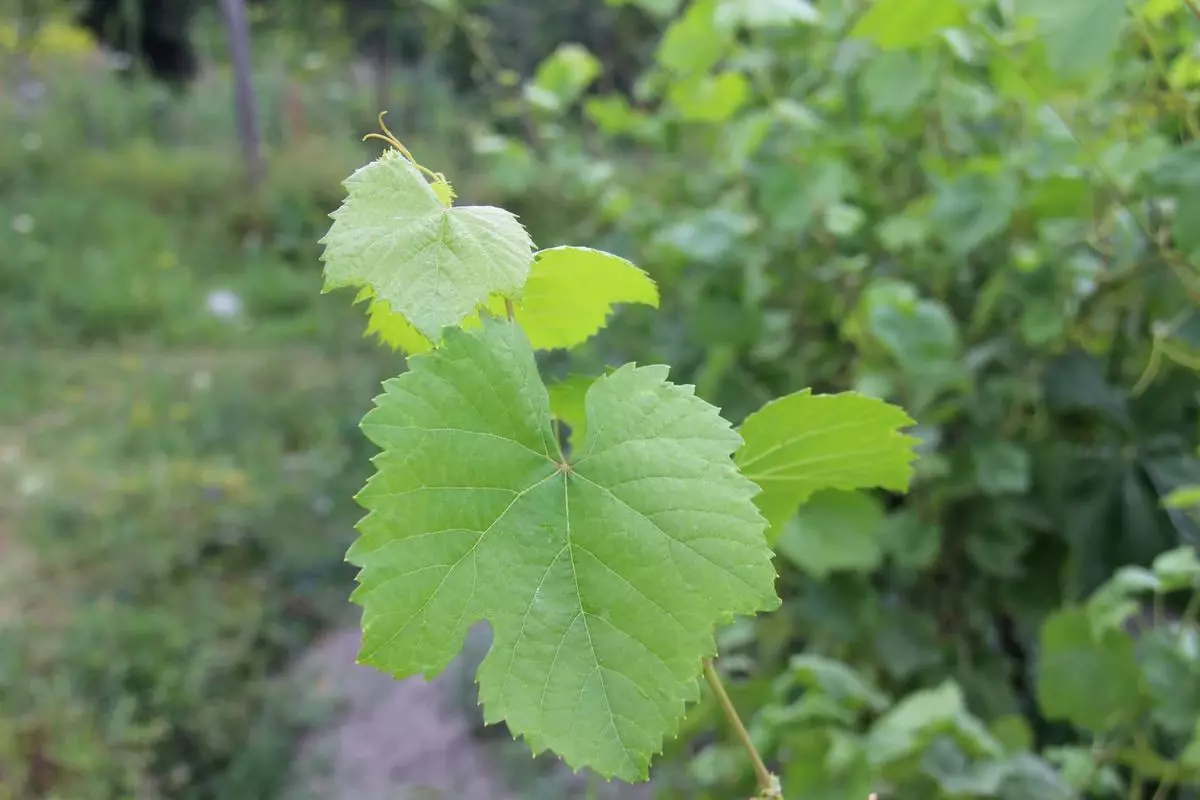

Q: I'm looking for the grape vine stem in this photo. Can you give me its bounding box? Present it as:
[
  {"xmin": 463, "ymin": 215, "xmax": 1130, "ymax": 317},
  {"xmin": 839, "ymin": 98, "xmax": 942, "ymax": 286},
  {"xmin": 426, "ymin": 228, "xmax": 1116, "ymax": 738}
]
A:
[{"xmin": 702, "ymin": 659, "xmax": 780, "ymax": 798}]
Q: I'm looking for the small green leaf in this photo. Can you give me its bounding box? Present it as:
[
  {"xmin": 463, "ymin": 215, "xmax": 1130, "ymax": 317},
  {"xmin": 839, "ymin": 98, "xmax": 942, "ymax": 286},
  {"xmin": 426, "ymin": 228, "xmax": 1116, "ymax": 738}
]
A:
[
  {"xmin": 782, "ymin": 730, "xmax": 875, "ymax": 800},
  {"xmin": 516, "ymin": 246, "xmax": 658, "ymax": 350},
  {"xmin": 351, "ymin": 319, "xmax": 779, "ymax": 781},
  {"xmin": 667, "ymin": 71, "xmax": 751, "ymax": 123},
  {"xmin": 525, "ymin": 44, "xmax": 602, "ymax": 113},
  {"xmin": 658, "ymin": 0, "xmax": 733, "ymax": 74},
  {"xmin": 861, "ymin": 280, "xmax": 965, "ymax": 411},
  {"xmin": 880, "ymin": 508, "xmax": 942, "ymax": 570},
  {"xmin": 1183, "ymin": 721, "xmax": 1200, "ymax": 770},
  {"xmin": 321, "ymin": 150, "xmax": 534, "ymax": 340},
  {"xmin": 1012, "ymin": 0, "xmax": 1127, "ymax": 79},
  {"xmin": 971, "ymin": 442, "xmax": 1032, "ymax": 496},
  {"xmin": 735, "ymin": 390, "xmax": 918, "ymax": 537},
  {"xmin": 1151, "ymin": 545, "xmax": 1200, "ymax": 590},
  {"xmin": 1139, "ymin": 628, "xmax": 1200, "ymax": 738},
  {"xmin": 930, "ymin": 170, "xmax": 1019, "ymax": 255},
  {"xmin": 774, "ymin": 490, "xmax": 886, "ymax": 575},
  {"xmin": 861, "ymin": 51, "xmax": 936, "ymax": 117},
  {"xmin": 1174, "ymin": 188, "xmax": 1200, "ymax": 257},
  {"xmin": 867, "ymin": 682, "xmax": 1002, "ymax": 767},
  {"xmin": 850, "ymin": 0, "xmax": 967, "ymax": 50},
  {"xmin": 714, "ymin": 0, "xmax": 820, "ymax": 29},
  {"xmin": 1036, "ymin": 607, "xmax": 1141, "ymax": 733},
  {"xmin": 776, "ymin": 653, "xmax": 891, "ymax": 712},
  {"xmin": 1164, "ymin": 485, "xmax": 1200, "ymax": 509}
]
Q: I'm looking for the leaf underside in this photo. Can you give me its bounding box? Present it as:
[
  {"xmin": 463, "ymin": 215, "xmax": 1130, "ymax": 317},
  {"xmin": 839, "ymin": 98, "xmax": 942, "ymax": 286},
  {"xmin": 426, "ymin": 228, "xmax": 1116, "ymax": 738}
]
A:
[
  {"xmin": 349, "ymin": 319, "xmax": 779, "ymax": 781},
  {"xmin": 320, "ymin": 149, "xmax": 534, "ymax": 341}
]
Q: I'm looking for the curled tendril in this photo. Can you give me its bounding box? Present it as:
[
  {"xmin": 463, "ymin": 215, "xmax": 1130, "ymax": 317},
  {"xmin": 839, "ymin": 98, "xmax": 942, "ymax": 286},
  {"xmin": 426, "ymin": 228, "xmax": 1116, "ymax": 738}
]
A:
[{"xmin": 363, "ymin": 111, "xmax": 449, "ymax": 187}]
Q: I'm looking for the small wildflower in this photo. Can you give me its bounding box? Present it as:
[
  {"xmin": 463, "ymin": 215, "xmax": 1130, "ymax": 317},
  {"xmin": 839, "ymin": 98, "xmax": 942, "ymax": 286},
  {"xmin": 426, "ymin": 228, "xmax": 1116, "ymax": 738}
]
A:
[
  {"xmin": 19, "ymin": 472, "xmax": 47, "ymax": 496},
  {"xmin": 12, "ymin": 214, "xmax": 34, "ymax": 234},
  {"xmin": 205, "ymin": 288, "xmax": 243, "ymax": 319}
]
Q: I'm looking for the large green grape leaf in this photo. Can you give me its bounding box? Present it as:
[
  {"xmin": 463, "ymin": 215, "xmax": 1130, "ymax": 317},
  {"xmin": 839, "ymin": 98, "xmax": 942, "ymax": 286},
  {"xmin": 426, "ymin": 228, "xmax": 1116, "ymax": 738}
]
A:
[
  {"xmin": 320, "ymin": 149, "xmax": 534, "ymax": 340},
  {"xmin": 350, "ymin": 319, "xmax": 779, "ymax": 781},
  {"xmin": 735, "ymin": 390, "xmax": 918, "ymax": 539},
  {"xmin": 355, "ymin": 246, "xmax": 657, "ymax": 354}
]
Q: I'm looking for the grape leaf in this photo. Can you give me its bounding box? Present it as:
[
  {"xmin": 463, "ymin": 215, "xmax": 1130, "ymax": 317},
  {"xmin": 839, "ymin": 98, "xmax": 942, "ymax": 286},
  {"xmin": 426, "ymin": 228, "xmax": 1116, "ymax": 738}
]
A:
[
  {"xmin": 353, "ymin": 246, "xmax": 656, "ymax": 354},
  {"xmin": 735, "ymin": 390, "xmax": 918, "ymax": 538},
  {"xmin": 849, "ymin": 0, "xmax": 966, "ymax": 50},
  {"xmin": 320, "ymin": 149, "xmax": 534, "ymax": 340},
  {"xmin": 516, "ymin": 246, "xmax": 659, "ymax": 350},
  {"xmin": 356, "ymin": 287, "xmax": 434, "ymax": 355},
  {"xmin": 350, "ymin": 319, "xmax": 779, "ymax": 781}
]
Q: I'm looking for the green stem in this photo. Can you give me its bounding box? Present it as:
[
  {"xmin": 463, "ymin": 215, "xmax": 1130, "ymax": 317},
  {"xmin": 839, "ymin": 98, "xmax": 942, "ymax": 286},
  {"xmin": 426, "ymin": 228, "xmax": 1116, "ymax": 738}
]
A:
[{"xmin": 702, "ymin": 659, "xmax": 779, "ymax": 798}]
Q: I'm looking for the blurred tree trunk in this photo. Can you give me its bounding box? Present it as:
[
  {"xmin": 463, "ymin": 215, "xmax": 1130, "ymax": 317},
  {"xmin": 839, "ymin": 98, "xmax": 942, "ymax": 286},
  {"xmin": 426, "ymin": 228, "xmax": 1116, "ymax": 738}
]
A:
[
  {"xmin": 218, "ymin": 0, "xmax": 264, "ymax": 185},
  {"xmin": 375, "ymin": 27, "xmax": 391, "ymax": 117},
  {"xmin": 371, "ymin": 1, "xmax": 393, "ymax": 118}
]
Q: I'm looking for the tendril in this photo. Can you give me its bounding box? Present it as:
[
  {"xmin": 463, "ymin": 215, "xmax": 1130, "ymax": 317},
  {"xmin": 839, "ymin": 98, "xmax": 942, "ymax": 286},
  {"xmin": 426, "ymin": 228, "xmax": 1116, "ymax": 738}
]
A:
[{"xmin": 362, "ymin": 111, "xmax": 447, "ymax": 186}]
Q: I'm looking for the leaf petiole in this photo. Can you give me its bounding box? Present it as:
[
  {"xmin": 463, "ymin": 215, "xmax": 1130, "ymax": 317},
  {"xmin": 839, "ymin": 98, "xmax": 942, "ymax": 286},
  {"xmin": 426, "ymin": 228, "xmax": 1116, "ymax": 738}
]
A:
[{"xmin": 702, "ymin": 659, "xmax": 782, "ymax": 799}]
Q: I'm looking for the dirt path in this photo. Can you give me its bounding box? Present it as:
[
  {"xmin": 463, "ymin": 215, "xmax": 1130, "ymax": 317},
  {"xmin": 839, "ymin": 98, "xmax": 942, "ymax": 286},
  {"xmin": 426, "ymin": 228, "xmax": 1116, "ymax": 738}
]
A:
[{"xmin": 286, "ymin": 625, "xmax": 656, "ymax": 800}]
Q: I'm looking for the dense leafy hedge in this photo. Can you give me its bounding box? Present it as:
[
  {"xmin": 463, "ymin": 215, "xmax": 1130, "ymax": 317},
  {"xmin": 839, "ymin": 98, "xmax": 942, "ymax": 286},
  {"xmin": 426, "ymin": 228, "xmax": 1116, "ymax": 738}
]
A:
[{"xmin": 445, "ymin": 0, "xmax": 1200, "ymax": 797}]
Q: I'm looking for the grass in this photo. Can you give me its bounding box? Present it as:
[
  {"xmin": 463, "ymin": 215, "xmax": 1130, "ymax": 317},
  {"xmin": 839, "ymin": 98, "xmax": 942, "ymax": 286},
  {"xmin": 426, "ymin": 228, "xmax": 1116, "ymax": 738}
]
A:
[
  {"xmin": 0, "ymin": 40, "xmax": 460, "ymax": 799},
  {"xmin": 0, "ymin": 23, "xmax": 620, "ymax": 795}
]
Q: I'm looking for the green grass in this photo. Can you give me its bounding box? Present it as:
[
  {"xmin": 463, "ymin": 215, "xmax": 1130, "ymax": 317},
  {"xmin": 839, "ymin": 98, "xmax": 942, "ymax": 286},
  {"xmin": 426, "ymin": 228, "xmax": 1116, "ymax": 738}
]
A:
[{"xmin": 0, "ymin": 47, "xmax": 470, "ymax": 799}]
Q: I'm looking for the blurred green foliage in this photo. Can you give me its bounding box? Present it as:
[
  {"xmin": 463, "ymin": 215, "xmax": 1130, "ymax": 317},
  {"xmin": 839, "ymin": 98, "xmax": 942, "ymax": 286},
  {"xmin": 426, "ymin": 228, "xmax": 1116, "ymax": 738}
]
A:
[
  {"xmin": 435, "ymin": 0, "xmax": 1200, "ymax": 797},
  {"xmin": 4, "ymin": 0, "xmax": 1200, "ymax": 798},
  {"xmin": 0, "ymin": 32, "xmax": 408, "ymax": 798}
]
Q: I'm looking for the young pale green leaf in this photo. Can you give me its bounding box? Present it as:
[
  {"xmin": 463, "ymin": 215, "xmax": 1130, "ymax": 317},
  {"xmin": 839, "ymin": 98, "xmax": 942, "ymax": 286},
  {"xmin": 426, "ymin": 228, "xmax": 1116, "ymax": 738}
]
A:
[
  {"xmin": 350, "ymin": 319, "xmax": 779, "ymax": 781},
  {"xmin": 735, "ymin": 390, "xmax": 918, "ymax": 539},
  {"xmin": 355, "ymin": 287, "xmax": 434, "ymax": 355},
  {"xmin": 525, "ymin": 44, "xmax": 602, "ymax": 113},
  {"xmin": 849, "ymin": 0, "xmax": 966, "ymax": 50},
  {"xmin": 320, "ymin": 149, "xmax": 534, "ymax": 340},
  {"xmin": 354, "ymin": 247, "xmax": 655, "ymax": 354},
  {"xmin": 514, "ymin": 246, "xmax": 658, "ymax": 350},
  {"xmin": 667, "ymin": 71, "xmax": 751, "ymax": 124},
  {"xmin": 657, "ymin": 0, "xmax": 733, "ymax": 75}
]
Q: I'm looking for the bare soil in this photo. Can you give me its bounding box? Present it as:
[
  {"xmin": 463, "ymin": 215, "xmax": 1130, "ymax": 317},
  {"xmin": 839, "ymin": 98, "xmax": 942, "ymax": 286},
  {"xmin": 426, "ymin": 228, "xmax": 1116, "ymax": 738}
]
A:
[{"xmin": 286, "ymin": 626, "xmax": 657, "ymax": 800}]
